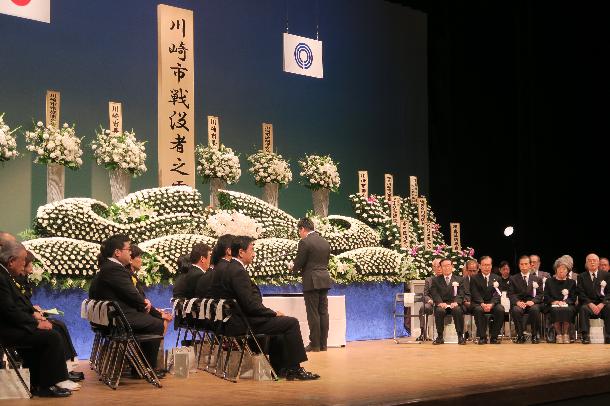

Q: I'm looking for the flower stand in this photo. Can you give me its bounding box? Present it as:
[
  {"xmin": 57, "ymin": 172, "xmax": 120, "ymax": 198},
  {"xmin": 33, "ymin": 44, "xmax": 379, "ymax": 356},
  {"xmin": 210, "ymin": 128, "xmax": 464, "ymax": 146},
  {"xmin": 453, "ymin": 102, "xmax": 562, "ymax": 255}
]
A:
[
  {"xmin": 210, "ymin": 177, "xmax": 227, "ymax": 207},
  {"xmin": 46, "ymin": 163, "xmax": 65, "ymax": 203},
  {"xmin": 109, "ymin": 169, "xmax": 131, "ymax": 203},
  {"xmin": 262, "ymin": 183, "xmax": 279, "ymax": 207},
  {"xmin": 312, "ymin": 187, "xmax": 330, "ymax": 217}
]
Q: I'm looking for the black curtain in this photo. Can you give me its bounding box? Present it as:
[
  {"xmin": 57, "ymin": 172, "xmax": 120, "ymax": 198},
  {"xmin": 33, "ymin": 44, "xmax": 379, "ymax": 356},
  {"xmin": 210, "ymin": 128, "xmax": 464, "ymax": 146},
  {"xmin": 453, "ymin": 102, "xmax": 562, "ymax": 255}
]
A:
[{"xmin": 396, "ymin": 0, "xmax": 609, "ymax": 271}]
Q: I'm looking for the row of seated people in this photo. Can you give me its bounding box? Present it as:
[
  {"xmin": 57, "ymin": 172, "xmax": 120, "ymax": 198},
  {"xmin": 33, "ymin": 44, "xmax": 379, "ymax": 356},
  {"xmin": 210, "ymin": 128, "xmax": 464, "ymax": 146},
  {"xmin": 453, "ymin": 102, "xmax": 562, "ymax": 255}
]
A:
[
  {"xmin": 419, "ymin": 253, "xmax": 610, "ymax": 345},
  {"xmin": 0, "ymin": 232, "xmax": 84, "ymax": 398},
  {"xmin": 90, "ymin": 233, "xmax": 319, "ymax": 381}
]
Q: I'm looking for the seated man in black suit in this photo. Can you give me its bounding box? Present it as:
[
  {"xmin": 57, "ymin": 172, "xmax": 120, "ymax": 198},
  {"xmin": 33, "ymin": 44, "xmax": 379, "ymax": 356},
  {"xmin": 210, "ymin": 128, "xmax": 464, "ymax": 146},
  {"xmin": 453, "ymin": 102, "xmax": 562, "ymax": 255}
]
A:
[
  {"xmin": 0, "ymin": 240, "xmax": 73, "ymax": 397},
  {"xmin": 195, "ymin": 234, "xmax": 234, "ymax": 298},
  {"xmin": 576, "ymin": 253, "xmax": 610, "ymax": 344},
  {"xmin": 470, "ymin": 256, "xmax": 504, "ymax": 344},
  {"xmin": 509, "ymin": 255, "xmax": 543, "ymax": 343},
  {"xmin": 89, "ymin": 234, "xmax": 164, "ymax": 373},
  {"xmin": 417, "ymin": 258, "xmax": 442, "ymax": 341},
  {"xmin": 172, "ymin": 242, "xmax": 211, "ymax": 299},
  {"xmin": 431, "ymin": 258, "xmax": 466, "ymax": 345},
  {"xmin": 209, "ymin": 235, "xmax": 319, "ymax": 380}
]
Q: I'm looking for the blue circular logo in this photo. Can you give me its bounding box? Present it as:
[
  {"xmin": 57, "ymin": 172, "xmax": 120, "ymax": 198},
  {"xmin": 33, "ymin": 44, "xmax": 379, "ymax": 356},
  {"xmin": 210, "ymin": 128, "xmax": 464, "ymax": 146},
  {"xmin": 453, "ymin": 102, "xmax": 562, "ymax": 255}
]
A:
[{"xmin": 294, "ymin": 43, "xmax": 313, "ymax": 69}]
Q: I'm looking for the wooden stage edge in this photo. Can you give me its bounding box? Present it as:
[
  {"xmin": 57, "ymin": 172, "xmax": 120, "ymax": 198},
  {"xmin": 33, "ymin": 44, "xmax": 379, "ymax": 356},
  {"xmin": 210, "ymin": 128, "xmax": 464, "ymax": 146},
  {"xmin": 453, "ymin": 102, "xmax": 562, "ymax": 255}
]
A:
[{"xmin": 5, "ymin": 339, "xmax": 610, "ymax": 406}]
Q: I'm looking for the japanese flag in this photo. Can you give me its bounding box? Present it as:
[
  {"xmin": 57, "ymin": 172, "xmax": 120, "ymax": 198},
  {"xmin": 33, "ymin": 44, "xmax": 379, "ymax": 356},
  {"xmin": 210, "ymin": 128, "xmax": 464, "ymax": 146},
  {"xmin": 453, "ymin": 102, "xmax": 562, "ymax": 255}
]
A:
[
  {"xmin": 0, "ymin": 0, "xmax": 50, "ymax": 23},
  {"xmin": 283, "ymin": 33, "xmax": 323, "ymax": 79}
]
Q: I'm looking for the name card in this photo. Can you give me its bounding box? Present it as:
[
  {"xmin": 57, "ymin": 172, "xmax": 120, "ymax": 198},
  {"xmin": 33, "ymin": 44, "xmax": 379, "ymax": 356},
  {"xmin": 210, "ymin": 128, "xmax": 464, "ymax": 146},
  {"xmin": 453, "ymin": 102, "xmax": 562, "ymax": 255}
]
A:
[
  {"xmin": 400, "ymin": 220, "xmax": 410, "ymax": 249},
  {"xmin": 391, "ymin": 196, "xmax": 401, "ymax": 225},
  {"xmin": 424, "ymin": 223, "xmax": 434, "ymax": 251},
  {"xmin": 158, "ymin": 4, "xmax": 195, "ymax": 187},
  {"xmin": 358, "ymin": 170, "xmax": 368, "ymax": 198},
  {"xmin": 109, "ymin": 102, "xmax": 122, "ymax": 135},
  {"xmin": 384, "ymin": 174, "xmax": 393, "ymax": 200},
  {"xmin": 450, "ymin": 222, "xmax": 461, "ymax": 251},
  {"xmin": 417, "ymin": 197, "xmax": 427, "ymax": 224},
  {"xmin": 45, "ymin": 90, "xmax": 60, "ymax": 129},
  {"xmin": 207, "ymin": 116, "xmax": 219, "ymax": 150},
  {"xmin": 409, "ymin": 176, "xmax": 418, "ymax": 201},
  {"xmin": 262, "ymin": 123, "xmax": 273, "ymax": 153}
]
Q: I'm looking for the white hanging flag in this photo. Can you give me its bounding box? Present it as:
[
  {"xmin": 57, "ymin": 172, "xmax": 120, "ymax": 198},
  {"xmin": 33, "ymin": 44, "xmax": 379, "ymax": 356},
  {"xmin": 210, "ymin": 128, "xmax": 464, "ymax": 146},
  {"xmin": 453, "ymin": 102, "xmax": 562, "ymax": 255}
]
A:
[
  {"xmin": 283, "ymin": 33, "xmax": 323, "ymax": 79},
  {"xmin": 0, "ymin": 0, "xmax": 50, "ymax": 23}
]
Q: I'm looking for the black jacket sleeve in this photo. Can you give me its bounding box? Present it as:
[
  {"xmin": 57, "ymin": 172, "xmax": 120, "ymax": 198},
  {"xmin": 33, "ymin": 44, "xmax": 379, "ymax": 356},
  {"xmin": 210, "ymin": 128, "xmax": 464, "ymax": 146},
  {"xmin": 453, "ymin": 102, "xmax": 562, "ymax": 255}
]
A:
[
  {"xmin": 0, "ymin": 274, "xmax": 38, "ymax": 333},
  {"xmin": 231, "ymin": 268, "xmax": 276, "ymax": 318}
]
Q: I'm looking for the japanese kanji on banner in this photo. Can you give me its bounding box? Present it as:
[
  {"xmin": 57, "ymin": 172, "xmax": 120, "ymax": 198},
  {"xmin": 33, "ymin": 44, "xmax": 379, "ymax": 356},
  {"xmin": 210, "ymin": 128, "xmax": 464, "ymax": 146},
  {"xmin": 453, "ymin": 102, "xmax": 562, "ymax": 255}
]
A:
[{"xmin": 157, "ymin": 4, "xmax": 195, "ymax": 187}]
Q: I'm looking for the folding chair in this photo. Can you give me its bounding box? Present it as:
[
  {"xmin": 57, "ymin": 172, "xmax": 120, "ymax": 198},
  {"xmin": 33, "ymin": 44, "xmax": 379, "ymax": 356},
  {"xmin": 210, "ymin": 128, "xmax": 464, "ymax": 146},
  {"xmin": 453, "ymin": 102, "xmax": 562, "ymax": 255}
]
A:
[
  {"xmin": 0, "ymin": 343, "xmax": 32, "ymax": 398},
  {"xmin": 199, "ymin": 298, "xmax": 277, "ymax": 382},
  {"xmin": 81, "ymin": 299, "xmax": 163, "ymax": 389},
  {"xmin": 393, "ymin": 292, "xmax": 425, "ymax": 343}
]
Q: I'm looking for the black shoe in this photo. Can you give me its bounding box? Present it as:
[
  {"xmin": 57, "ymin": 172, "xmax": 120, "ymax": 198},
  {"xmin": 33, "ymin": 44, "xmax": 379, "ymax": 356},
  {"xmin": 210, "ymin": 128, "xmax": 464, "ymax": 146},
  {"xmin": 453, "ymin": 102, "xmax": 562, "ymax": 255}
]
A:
[
  {"xmin": 490, "ymin": 337, "xmax": 501, "ymax": 344},
  {"xmin": 304, "ymin": 344, "xmax": 320, "ymax": 352},
  {"xmin": 458, "ymin": 335, "xmax": 466, "ymax": 345},
  {"xmin": 531, "ymin": 336, "xmax": 540, "ymax": 344},
  {"xmin": 546, "ymin": 335, "xmax": 556, "ymax": 344},
  {"xmin": 515, "ymin": 335, "xmax": 526, "ymax": 344},
  {"xmin": 582, "ymin": 334, "xmax": 591, "ymax": 344},
  {"xmin": 478, "ymin": 337, "xmax": 488, "ymax": 345},
  {"xmin": 33, "ymin": 385, "xmax": 72, "ymax": 397},
  {"xmin": 285, "ymin": 367, "xmax": 320, "ymax": 381},
  {"xmin": 432, "ymin": 337, "xmax": 444, "ymax": 345},
  {"xmin": 154, "ymin": 369, "xmax": 167, "ymax": 379},
  {"xmin": 320, "ymin": 347, "xmax": 327, "ymax": 351},
  {"xmin": 604, "ymin": 338, "xmax": 610, "ymax": 344},
  {"xmin": 415, "ymin": 335, "xmax": 425, "ymax": 342},
  {"xmin": 68, "ymin": 371, "xmax": 85, "ymax": 382}
]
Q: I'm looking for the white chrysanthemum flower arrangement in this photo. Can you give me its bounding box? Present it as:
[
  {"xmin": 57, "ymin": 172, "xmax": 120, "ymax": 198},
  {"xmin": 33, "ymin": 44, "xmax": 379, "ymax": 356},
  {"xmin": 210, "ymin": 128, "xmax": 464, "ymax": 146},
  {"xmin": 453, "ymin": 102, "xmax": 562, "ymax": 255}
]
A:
[
  {"xmin": 0, "ymin": 113, "xmax": 19, "ymax": 162},
  {"xmin": 247, "ymin": 151, "xmax": 292, "ymax": 186},
  {"xmin": 24, "ymin": 121, "xmax": 83, "ymax": 169},
  {"xmin": 299, "ymin": 154, "xmax": 341, "ymax": 192},
  {"xmin": 195, "ymin": 144, "xmax": 241, "ymax": 184},
  {"xmin": 91, "ymin": 127, "xmax": 147, "ymax": 176},
  {"xmin": 205, "ymin": 210, "xmax": 262, "ymax": 238}
]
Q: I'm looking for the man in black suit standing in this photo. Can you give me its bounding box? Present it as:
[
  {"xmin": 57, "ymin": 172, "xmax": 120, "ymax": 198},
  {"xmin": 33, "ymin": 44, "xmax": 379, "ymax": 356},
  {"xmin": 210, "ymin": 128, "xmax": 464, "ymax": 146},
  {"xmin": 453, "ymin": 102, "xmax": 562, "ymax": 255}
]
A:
[
  {"xmin": 291, "ymin": 218, "xmax": 332, "ymax": 352},
  {"xmin": 576, "ymin": 253, "xmax": 610, "ymax": 344},
  {"xmin": 0, "ymin": 240, "xmax": 72, "ymax": 397},
  {"xmin": 470, "ymin": 256, "xmax": 504, "ymax": 344},
  {"xmin": 509, "ymin": 255, "xmax": 543, "ymax": 344},
  {"xmin": 89, "ymin": 234, "xmax": 164, "ymax": 372},
  {"xmin": 172, "ymin": 243, "xmax": 211, "ymax": 299},
  {"xmin": 431, "ymin": 258, "xmax": 466, "ymax": 345},
  {"xmin": 210, "ymin": 235, "xmax": 319, "ymax": 380}
]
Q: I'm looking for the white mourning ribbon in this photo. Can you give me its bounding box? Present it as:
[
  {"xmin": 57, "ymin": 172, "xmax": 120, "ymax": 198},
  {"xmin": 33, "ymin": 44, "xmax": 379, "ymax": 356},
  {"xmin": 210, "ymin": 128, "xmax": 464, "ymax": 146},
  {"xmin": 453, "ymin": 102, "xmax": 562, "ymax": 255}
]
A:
[
  {"xmin": 171, "ymin": 298, "xmax": 181, "ymax": 317},
  {"xmin": 97, "ymin": 301, "xmax": 110, "ymax": 326},
  {"xmin": 205, "ymin": 299, "xmax": 214, "ymax": 321},
  {"xmin": 185, "ymin": 298, "xmax": 197, "ymax": 315},
  {"xmin": 601, "ymin": 281, "xmax": 607, "ymax": 296},
  {"xmin": 80, "ymin": 299, "xmax": 89, "ymax": 319},
  {"xmin": 86, "ymin": 300, "xmax": 97, "ymax": 322},
  {"xmin": 215, "ymin": 299, "xmax": 231, "ymax": 322}
]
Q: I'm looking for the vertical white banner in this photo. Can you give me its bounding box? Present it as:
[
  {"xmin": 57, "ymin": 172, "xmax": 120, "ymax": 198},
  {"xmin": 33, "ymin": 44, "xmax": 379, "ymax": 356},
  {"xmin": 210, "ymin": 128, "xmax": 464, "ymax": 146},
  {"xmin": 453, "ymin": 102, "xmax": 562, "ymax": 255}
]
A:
[
  {"xmin": 208, "ymin": 115, "xmax": 219, "ymax": 150},
  {"xmin": 262, "ymin": 123, "xmax": 273, "ymax": 153},
  {"xmin": 358, "ymin": 171, "xmax": 368, "ymax": 198}
]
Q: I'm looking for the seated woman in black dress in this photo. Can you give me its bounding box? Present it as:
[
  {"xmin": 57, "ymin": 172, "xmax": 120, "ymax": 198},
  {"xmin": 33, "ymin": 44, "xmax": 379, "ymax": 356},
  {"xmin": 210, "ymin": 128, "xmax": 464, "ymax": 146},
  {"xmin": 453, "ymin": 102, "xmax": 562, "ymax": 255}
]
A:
[
  {"xmin": 128, "ymin": 245, "xmax": 173, "ymax": 334},
  {"xmin": 19, "ymin": 251, "xmax": 84, "ymax": 383},
  {"xmin": 544, "ymin": 258, "xmax": 577, "ymax": 344}
]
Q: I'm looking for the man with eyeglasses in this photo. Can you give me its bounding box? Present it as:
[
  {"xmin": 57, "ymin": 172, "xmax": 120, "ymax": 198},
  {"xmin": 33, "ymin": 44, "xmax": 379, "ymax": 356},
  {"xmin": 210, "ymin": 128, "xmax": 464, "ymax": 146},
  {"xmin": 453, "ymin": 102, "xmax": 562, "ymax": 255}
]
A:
[{"xmin": 89, "ymin": 234, "xmax": 164, "ymax": 375}]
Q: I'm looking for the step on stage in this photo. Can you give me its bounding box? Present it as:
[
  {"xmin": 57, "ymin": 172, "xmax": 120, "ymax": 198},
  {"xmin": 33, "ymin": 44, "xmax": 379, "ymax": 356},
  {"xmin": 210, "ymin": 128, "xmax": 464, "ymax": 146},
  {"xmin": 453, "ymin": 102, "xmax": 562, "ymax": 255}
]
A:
[{"xmin": 5, "ymin": 339, "xmax": 610, "ymax": 406}]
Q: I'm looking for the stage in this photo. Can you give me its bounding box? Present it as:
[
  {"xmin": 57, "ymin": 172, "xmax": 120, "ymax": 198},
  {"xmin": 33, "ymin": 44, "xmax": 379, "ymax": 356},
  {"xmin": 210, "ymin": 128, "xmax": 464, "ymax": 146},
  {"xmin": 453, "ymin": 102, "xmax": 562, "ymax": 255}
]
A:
[{"xmin": 6, "ymin": 339, "xmax": 610, "ymax": 406}]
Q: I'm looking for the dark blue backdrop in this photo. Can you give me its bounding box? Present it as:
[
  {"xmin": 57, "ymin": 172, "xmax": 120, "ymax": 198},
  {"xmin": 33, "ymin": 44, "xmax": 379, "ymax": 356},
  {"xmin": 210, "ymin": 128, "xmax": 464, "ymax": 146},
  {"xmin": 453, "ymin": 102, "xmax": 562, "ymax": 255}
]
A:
[{"xmin": 32, "ymin": 282, "xmax": 405, "ymax": 359}]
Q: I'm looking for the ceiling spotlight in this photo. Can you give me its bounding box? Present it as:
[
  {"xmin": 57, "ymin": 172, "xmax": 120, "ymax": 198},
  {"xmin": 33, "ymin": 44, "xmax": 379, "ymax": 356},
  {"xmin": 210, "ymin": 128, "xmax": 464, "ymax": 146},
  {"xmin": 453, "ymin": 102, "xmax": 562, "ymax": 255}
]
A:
[{"xmin": 503, "ymin": 226, "xmax": 514, "ymax": 237}]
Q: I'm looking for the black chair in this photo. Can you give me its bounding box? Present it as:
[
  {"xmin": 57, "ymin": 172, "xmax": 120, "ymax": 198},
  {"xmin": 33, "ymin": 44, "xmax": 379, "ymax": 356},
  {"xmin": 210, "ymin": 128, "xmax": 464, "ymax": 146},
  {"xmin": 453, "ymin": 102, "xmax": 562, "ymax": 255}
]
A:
[
  {"xmin": 197, "ymin": 298, "xmax": 277, "ymax": 382},
  {"xmin": 0, "ymin": 342, "xmax": 32, "ymax": 398},
  {"xmin": 81, "ymin": 299, "xmax": 163, "ymax": 389}
]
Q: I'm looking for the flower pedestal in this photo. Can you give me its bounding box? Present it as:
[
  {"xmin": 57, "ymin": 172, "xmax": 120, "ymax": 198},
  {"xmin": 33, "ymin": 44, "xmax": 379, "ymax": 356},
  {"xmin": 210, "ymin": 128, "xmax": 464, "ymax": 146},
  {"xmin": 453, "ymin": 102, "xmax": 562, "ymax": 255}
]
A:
[
  {"xmin": 210, "ymin": 177, "xmax": 227, "ymax": 208},
  {"xmin": 109, "ymin": 169, "xmax": 131, "ymax": 203},
  {"xmin": 46, "ymin": 163, "xmax": 65, "ymax": 203},
  {"xmin": 262, "ymin": 183, "xmax": 279, "ymax": 207},
  {"xmin": 312, "ymin": 187, "xmax": 330, "ymax": 217}
]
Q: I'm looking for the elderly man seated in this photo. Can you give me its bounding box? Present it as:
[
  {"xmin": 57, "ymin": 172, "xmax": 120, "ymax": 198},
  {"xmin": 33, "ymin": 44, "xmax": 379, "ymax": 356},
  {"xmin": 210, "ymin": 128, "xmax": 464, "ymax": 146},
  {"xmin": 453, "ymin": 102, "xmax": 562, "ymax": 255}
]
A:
[{"xmin": 0, "ymin": 239, "xmax": 74, "ymax": 397}]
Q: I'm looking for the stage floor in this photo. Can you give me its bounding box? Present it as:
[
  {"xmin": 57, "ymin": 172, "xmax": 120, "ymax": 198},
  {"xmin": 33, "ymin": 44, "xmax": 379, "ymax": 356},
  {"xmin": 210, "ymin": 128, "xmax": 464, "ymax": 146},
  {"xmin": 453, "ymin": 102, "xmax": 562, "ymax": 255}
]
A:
[{"xmin": 5, "ymin": 339, "xmax": 610, "ymax": 406}]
